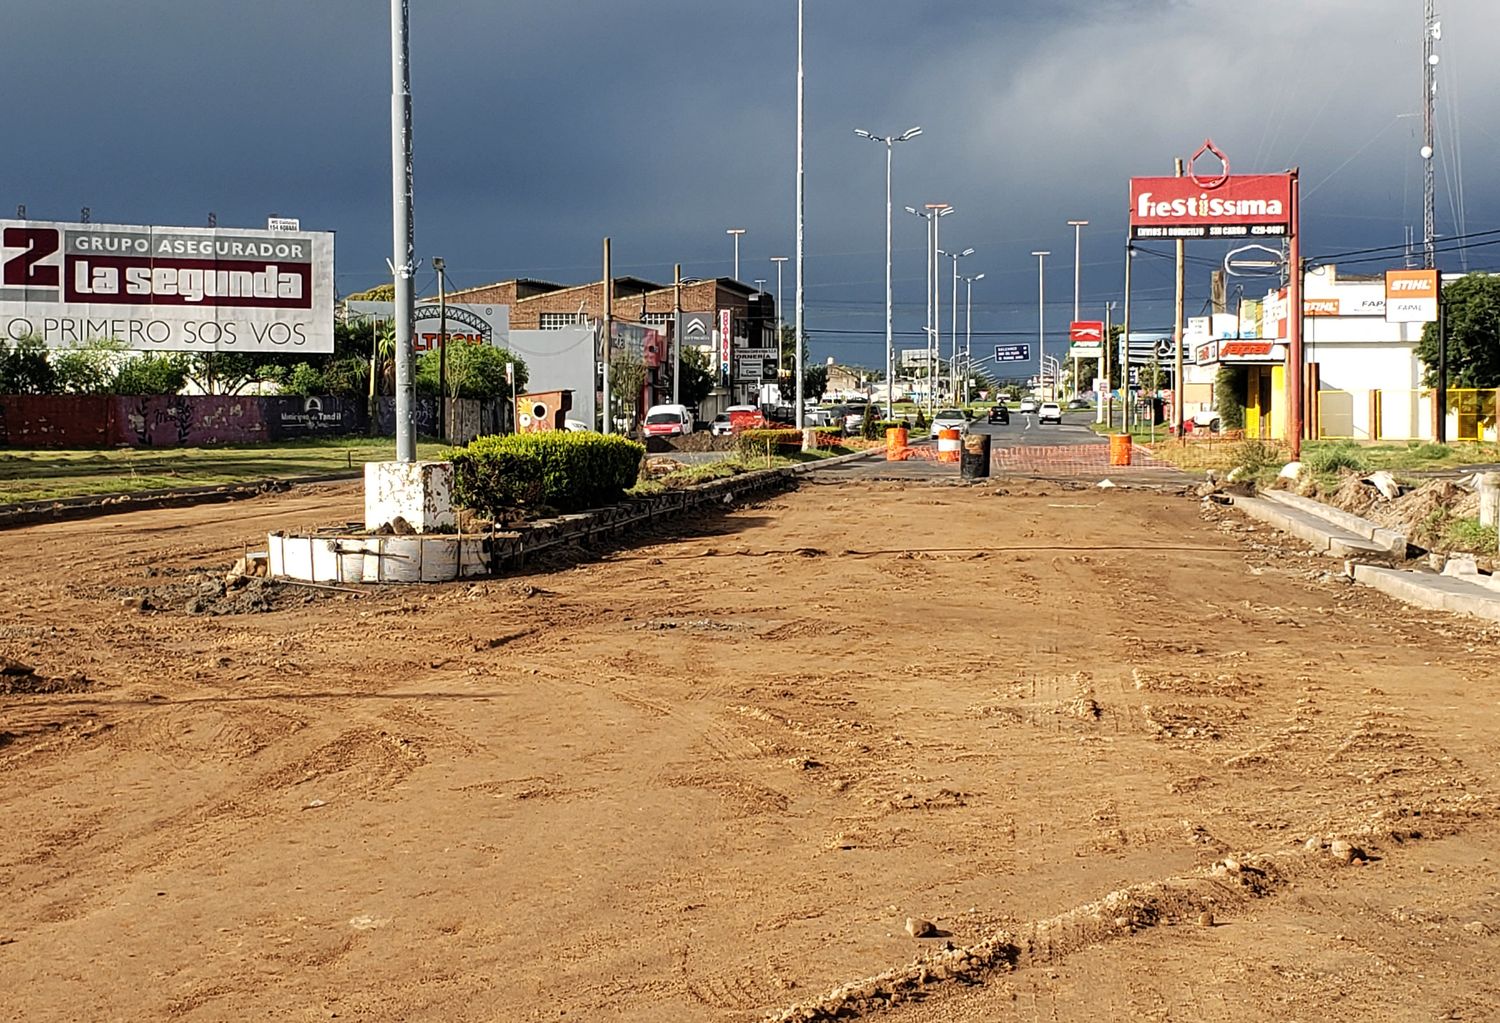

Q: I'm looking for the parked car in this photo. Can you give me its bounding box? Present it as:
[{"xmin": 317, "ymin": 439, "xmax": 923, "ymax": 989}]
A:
[
  {"xmin": 841, "ymin": 406, "xmax": 869, "ymax": 433},
  {"xmin": 709, "ymin": 412, "xmax": 734, "ymax": 436},
  {"xmin": 563, "ymin": 418, "xmax": 593, "ymax": 432},
  {"xmin": 643, "ymin": 403, "xmax": 694, "ymax": 438},
  {"xmin": 1066, "ymin": 397, "xmax": 1091, "ymax": 410},
  {"xmin": 987, "ymin": 403, "xmax": 1010, "ymax": 425},
  {"xmin": 1038, "ymin": 402, "xmax": 1063, "ymax": 425},
  {"xmin": 929, "ymin": 409, "xmax": 969, "ymax": 438},
  {"xmin": 1191, "ymin": 408, "xmax": 1223, "ymax": 432},
  {"xmin": 804, "ymin": 409, "xmax": 833, "ymax": 427},
  {"xmin": 726, "ymin": 405, "xmax": 767, "ymax": 432}
]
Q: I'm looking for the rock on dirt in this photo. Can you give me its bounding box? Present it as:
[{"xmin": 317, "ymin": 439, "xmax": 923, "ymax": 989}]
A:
[
  {"xmin": 906, "ymin": 917, "xmax": 936, "ymax": 938},
  {"xmin": 0, "ymin": 659, "xmax": 93, "ymax": 696}
]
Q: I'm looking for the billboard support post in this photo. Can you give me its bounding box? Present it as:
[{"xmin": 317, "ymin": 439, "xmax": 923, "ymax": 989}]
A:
[
  {"xmin": 389, "ymin": 0, "xmax": 416, "ymax": 463},
  {"xmin": 1287, "ymin": 168, "xmax": 1303, "ymax": 459},
  {"xmin": 1437, "ymin": 276, "xmax": 1447, "ymax": 443},
  {"xmin": 1173, "ymin": 158, "xmax": 1187, "ymax": 440}
]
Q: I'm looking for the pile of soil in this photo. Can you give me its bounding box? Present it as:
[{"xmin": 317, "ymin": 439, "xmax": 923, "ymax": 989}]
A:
[
  {"xmin": 1317, "ymin": 477, "xmax": 1484, "ymax": 552},
  {"xmin": 118, "ymin": 570, "xmax": 340, "ymax": 616},
  {"xmin": 644, "ymin": 433, "xmax": 735, "ymax": 453},
  {"xmin": 0, "ymin": 659, "xmax": 93, "ymax": 696}
]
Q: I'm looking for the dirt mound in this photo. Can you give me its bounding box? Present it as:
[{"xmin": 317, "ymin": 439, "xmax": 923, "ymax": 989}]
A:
[
  {"xmin": 118, "ymin": 572, "xmax": 342, "ymax": 616},
  {"xmin": 1326, "ymin": 474, "xmax": 1383, "ymax": 516},
  {"xmin": 0, "ymin": 659, "xmax": 93, "ymax": 696}
]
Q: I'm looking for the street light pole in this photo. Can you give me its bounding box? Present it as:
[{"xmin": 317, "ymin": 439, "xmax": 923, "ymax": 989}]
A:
[
  {"xmin": 726, "ymin": 228, "xmax": 746, "ymax": 282},
  {"xmin": 1067, "ymin": 219, "xmax": 1088, "ymax": 399},
  {"xmin": 770, "ymin": 255, "xmax": 787, "ymax": 387},
  {"xmin": 964, "ymin": 272, "xmax": 985, "ymax": 403},
  {"xmin": 793, "ymin": 0, "xmax": 805, "ymax": 429},
  {"xmin": 433, "ymin": 255, "xmax": 446, "ymax": 441},
  {"xmin": 1031, "ymin": 251, "xmax": 1050, "ymax": 400},
  {"xmin": 854, "ymin": 126, "xmax": 921, "ymax": 419},
  {"xmin": 940, "ymin": 246, "xmax": 974, "ymax": 403}
]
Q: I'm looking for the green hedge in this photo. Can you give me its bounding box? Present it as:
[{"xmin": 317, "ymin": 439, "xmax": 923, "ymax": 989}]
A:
[
  {"xmin": 450, "ymin": 432, "xmax": 645, "ymax": 516},
  {"xmin": 736, "ymin": 428, "xmax": 803, "ymax": 457}
]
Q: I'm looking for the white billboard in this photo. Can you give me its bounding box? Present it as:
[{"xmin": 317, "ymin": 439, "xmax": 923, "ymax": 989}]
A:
[{"xmin": 0, "ymin": 219, "xmax": 334, "ymax": 353}]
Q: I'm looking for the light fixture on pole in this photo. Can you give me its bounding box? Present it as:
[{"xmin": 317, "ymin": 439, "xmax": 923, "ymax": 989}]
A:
[
  {"xmin": 726, "ymin": 228, "xmax": 746, "ymax": 282},
  {"xmin": 1067, "ymin": 219, "xmax": 1088, "ymax": 399},
  {"xmin": 1031, "ymin": 250, "xmax": 1050, "ymax": 400},
  {"xmin": 855, "ymin": 125, "xmax": 922, "ymax": 418},
  {"xmin": 907, "ymin": 203, "xmax": 953, "ymax": 414},
  {"xmin": 964, "ymin": 272, "xmax": 985, "ymax": 403},
  {"xmin": 940, "ymin": 246, "xmax": 974, "ymax": 403}
]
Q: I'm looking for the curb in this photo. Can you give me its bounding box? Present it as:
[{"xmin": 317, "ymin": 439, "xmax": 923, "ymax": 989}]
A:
[
  {"xmin": 1258, "ymin": 489, "xmax": 1407, "ymax": 554},
  {"xmin": 1350, "ymin": 563, "xmax": 1500, "ymax": 623},
  {"xmin": 1230, "ymin": 495, "xmax": 1391, "ymax": 559}
]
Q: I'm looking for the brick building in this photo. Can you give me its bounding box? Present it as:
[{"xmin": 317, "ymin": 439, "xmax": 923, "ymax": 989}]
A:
[{"xmin": 445, "ymin": 275, "xmax": 779, "ymax": 405}]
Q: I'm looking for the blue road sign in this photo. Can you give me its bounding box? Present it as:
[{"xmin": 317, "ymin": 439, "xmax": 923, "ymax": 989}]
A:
[{"xmin": 994, "ymin": 344, "xmax": 1030, "ymax": 362}]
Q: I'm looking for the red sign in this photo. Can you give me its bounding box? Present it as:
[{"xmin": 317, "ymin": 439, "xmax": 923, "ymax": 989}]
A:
[
  {"xmin": 1304, "ymin": 298, "xmax": 1340, "ymax": 317},
  {"xmin": 1069, "ymin": 320, "xmax": 1104, "ymax": 343},
  {"xmin": 719, "ymin": 308, "xmax": 732, "ymax": 377},
  {"xmin": 1129, "ymin": 174, "xmax": 1292, "ymax": 240}
]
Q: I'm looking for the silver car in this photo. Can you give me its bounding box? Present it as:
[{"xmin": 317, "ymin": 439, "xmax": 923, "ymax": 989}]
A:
[{"xmin": 928, "ymin": 409, "xmax": 969, "ymax": 438}]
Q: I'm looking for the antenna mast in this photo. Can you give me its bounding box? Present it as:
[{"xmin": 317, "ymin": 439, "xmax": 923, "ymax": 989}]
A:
[{"xmin": 1422, "ymin": 0, "xmax": 1438, "ymax": 269}]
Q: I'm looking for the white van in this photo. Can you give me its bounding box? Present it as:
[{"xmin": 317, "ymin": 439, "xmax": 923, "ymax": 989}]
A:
[{"xmin": 643, "ymin": 403, "xmax": 694, "ymax": 438}]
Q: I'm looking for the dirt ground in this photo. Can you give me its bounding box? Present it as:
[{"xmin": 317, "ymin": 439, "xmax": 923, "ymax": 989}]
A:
[{"xmin": 2, "ymin": 478, "xmax": 1499, "ymax": 1022}]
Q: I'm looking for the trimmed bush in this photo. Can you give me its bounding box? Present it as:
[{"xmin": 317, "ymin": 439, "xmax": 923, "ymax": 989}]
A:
[
  {"xmin": 450, "ymin": 431, "xmax": 644, "ymax": 516},
  {"xmin": 736, "ymin": 428, "xmax": 804, "ymax": 458}
]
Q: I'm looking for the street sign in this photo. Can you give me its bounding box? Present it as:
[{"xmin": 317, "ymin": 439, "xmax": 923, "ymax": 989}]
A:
[
  {"xmin": 994, "ymin": 344, "xmax": 1030, "ymax": 362},
  {"xmin": 266, "ymin": 216, "xmax": 301, "ymax": 232}
]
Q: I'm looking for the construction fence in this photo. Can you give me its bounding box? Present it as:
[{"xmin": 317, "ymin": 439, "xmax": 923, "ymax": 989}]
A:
[{"xmin": 1316, "ymin": 388, "xmax": 1499, "ymax": 443}]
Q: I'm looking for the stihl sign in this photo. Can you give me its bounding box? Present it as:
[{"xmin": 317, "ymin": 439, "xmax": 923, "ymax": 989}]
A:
[
  {"xmin": 1129, "ymin": 175, "xmax": 1292, "ymax": 240},
  {"xmin": 1384, "ymin": 269, "xmax": 1439, "ymax": 324}
]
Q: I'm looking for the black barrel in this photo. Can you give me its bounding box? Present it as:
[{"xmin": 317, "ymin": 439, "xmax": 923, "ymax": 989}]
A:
[{"xmin": 960, "ymin": 431, "xmax": 991, "ymax": 479}]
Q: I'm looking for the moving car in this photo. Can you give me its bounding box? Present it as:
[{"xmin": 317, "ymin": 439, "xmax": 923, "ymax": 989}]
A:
[
  {"xmin": 1018, "ymin": 398, "xmax": 1038, "ymax": 414},
  {"xmin": 642, "ymin": 403, "xmax": 694, "ymax": 437},
  {"xmin": 709, "ymin": 412, "xmax": 734, "ymax": 436},
  {"xmin": 1066, "ymin": 397, "xmax": 1091, "ymax": 410},
  {"xmin": 987, "ymin": 403, "xmax": 1010, "ymax": 425},
  {"xmin": 929, "ymin": 409, "xmax": 969, "ymax": 439},
  {"xmin": 1038, "ymin": 402, "xmax": 1063, "ymax": 425}
]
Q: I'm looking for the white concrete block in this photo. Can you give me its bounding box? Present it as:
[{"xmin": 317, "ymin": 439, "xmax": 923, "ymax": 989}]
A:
[{"xmin": 363, "ymin": 460, "xmax": 455, "ymax": 533}]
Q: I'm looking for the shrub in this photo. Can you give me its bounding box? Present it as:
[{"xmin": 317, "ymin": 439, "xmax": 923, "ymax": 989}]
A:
[
  {"xmin": 736, "ymin": 428, "xmax": 804, "ymax": 459},
  {"xmin": 449, "ymin": 431, "xmax": 644, "ymax": 517},
  {"xmin": 112, "ymin": 354, "xmax": 189, "ymax": 396},
  {"xmin": 860, "ymin": 403, "xmax": 881, "ymax": 440},
  {"xmin": 1230, "ymin": 439, "xmax": 1287, "ymax": 478},
  {"xmin": 1442, "ymin": 517, "xmax": 1499, "ymax": 556},
  {"xmin": 1304, "ymin": 442, "xmax": 1369, "ymax": 476}
]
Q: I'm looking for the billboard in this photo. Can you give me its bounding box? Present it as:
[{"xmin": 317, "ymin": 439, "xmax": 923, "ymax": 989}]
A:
[
  {"xmin": 1, "ymin": 219, "xmax": 334, "ymax": 353},
  {"xmin": 1129, "ymin": 174, "xmax": 1292, "ymax": 240},
  {"xmin": 1384, "ymin": 269, "xmax": 1439, "ymax": 323}
]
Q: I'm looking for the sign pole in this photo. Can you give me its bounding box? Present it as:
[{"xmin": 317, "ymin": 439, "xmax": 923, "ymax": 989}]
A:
[
  {"xmin": 1437, "ymin": 275, "xmax": 1447, "ymax": 442},
  {"xmin": 1122, "ymin": 243, "xmax": 1133, "ymax": 433},
  {"xmin": 602, "ymin": 237, "xmax": 612, "ymax": 434},
  {"xmin": 1173, "ymin": 157, "xmax": 1186, "ymax": 441},
  {"xmin": 673, "ymin": 264, "xmax": 683, "ymax": 407},
  {"xmin": 1286, "ymin": 168, "xmax": 1303, "ymax": 459}
]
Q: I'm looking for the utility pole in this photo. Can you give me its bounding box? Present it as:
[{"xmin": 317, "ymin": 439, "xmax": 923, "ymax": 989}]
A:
[
  {"xmin": 1068, "ymin": 219, "xmax": 1088, "ymax": 400},
  {"xmin": 794, "ymin": 0, "xmax": 805, "ymax": 429},
  {"xmin": 434, "ymin": 256, "xmax": 447, "ymax": 441},
  {"xmin": 1173, "ymin": 158, "xmax": 1186, "ymax": 439},
  {"xmin": 389, "ymin": 0, "xmax": 416, "ymax": 462},
  {"xmin": 1122, "ymin": 244, "xmax": 1133, "ymax": 433},
  {"xmin": 1422, "ymin": 0, "xmax": 1438, "ymax": 268},
  {"xmin": 1031, "ymin": 251, "xmax": 1049, "ymax": 401},
  {"xmin": 602, "ymin": 237, "xmax": 612, "ymax": 434},
  {"xmin": 673, "ymin": 263, "xmax": 683, "ymax": 406}
]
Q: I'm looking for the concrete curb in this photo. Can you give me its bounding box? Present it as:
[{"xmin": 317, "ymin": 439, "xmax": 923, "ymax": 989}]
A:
[
  {"xmin": 1231, "ymin": 495, "xmax": 1390, "ymax": 559},
  {"xmin": 1351, "ymin": 564, "xmax": 1500, "ymax": 623},
  {"xmin": 1259, "ymin": 489, "xmax": 1407, "ymax": 554}
]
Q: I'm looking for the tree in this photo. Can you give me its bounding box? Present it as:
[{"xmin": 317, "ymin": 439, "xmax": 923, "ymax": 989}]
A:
[
  {"xmin": 677, "ymin": 345, "xmax": 715, "ymax": 409},
  {"xmin": 345, "ymin": 283, "xmax": 395, "ymax": 302},
  {"xmin": 1417, "ymin": 273, "xmax": 1500, "ymax": 389},
  {"xmin": 52, "ymin": 339, "xmax": 125, "ymax": 394},
  {"xmin": 417, "ymin": 344, "xmax": 527, "ymax": 401},
  {"xmin": 802, "ymin": 363, "xmax": 828, "ymax": 403},
  {"xmin": 1138, "ymin": 356, "xmax": 1166, "ymax": 395},
  {"xmin": 182, "ymin": 352, "xmax": 290, "ymax": 395},
  {"xmin": 609, "ymin": 352, "xmax": 647, "ymax": 429},
  {"xmin": 0, "ymin": 337, "xmax": 56, "ymax": 394},
  {"xmin": 113, "ymin": 354, "xmax": 190, "ymax": 396}
]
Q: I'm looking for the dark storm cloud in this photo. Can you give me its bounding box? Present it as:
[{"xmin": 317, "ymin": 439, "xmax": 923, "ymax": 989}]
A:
[{"xmin": 4, "ymin": 1, "xmax": 1492, "ymax": 362}]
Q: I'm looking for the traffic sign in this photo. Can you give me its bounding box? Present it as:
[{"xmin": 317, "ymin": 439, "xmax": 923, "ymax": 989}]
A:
[{"xmin": 994, "ymin": 344, "xmax": 1030, "ymax": 362}]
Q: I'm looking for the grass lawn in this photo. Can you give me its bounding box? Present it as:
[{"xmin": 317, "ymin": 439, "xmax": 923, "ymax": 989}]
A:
[{"xmin": 0, "ymin": 438, "xmax": 450, "ymax": 504}]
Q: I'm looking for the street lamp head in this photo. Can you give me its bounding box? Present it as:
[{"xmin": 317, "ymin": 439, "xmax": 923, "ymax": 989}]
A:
[
  {"xmin": 1032, "ymin": 250, "xmax": 1050, "ymax": 257},
  {"xmin": 431, "ymin": 256, "xmax": 445, "ymax": 271},
  {"xmin": 898, "ymin": 126, "xmax": 923, "ymax": 141},
  {"xmin": 770, "ymin": 255, "xmax": 788, "ymax": 263},
  {"xmin": 973, "ymin": 272, "xmax": 986, "ymax": 282},
  {"xmin": 726, "ymin": 228, "xmax": 746, "ymax": 236},
  {"xmin": 1067, "ymin": 220, "xmax": 1090, "ymax": 228},
  {"xmin": 853, "ymin": 128, "xmax": 873, "ymax": 139},
  {"xmin": 904, "ymin": 206, "xmax": 920, "ymax": 216},
  {"xmin": 958, "ymin": 247, "xmax": 975, "ymax": 257},
  {"xmin": 937, "ymin": 206, "xmax": 955, "ymax": 217}
]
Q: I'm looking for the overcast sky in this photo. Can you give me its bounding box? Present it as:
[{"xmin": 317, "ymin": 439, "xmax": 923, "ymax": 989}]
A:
[{"xmin": 5, "ymin": 0, "xmax": 1493, "ymax": 367}]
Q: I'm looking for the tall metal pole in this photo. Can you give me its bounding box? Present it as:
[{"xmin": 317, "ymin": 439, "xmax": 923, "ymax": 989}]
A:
[
  {"xmin": 964, "ymin": 276, "xmax": 974, "ymax": 404},
  {"xmin": 602, "ymin": 237, "xmax": 612, "ymax": 434},
  {"xmin": 1100, "ymin": 300, "xmax": 1114, "ymax": 426},
  {"xmin": 1172, "ymin": 159, "xmax": 1186, "ymax": 437},
  {"xmin": 1122, "ymin": 244, "xmax": 1133, "ymax": 432},
  {"xmin": 727, "ymin": 228, "xmax": 746, "ymax": 281},
  {"xmin": 1068, "ymin": 220, "xmax": 1088, "ymax": 400},
  {"xmin": 950, "ymin": 252, "xmax": 959, "ymax": 403},
  {"xmin": 793, "ymin": 0, "xmax": 805, "ymax": 429},
  {"xmin": 884, "ymin": 141, "xmax": 894, "ymax": 419},
  {"xmin": 1032, "ymin": 251, "xmax": 1049, "ymax": 400},
  {"xmin": 435, "ymin": 257, "xmax": 447, "ymax": 441},
  {"xmin": 925, "ymin": 215, "xmax": 934, "ymax": 411},
  {"xmin": 673, "ymin": 263, "xmax": 683, "ymax": 406},
  {"xmin": 389, "ymin": 0, "xmax": 416, "ymax": 462},
  {"xmin": 1287, "ymin": 170, "xmax": 1304, "ymax": 458},
  {"xmin": 1422, "ymin": 0, "xmax": 1437, "ymax": 269},
  {"xmin": 771, "ymin": 256, "xmax": 787, "ymax": 389},
  {"xmin": 931, "ymin": 211, "xmax": 944, "ymax": 412}
]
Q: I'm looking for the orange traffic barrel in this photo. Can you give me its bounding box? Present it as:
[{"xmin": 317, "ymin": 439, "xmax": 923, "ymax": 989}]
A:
[
  {"xmin": 937, "ymin": 428, "xmax": 962, "ymax": 463},
  {"xmin": 885, "ymin": 426, "xmax": 909, "ymax": 460},
  {"xmin": 1108, "ymin": 433, "xmax": 1133, "ymax": 466}
]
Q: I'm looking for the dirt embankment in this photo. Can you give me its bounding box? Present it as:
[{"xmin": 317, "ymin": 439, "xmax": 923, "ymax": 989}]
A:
[{"xmin": 2, "ymin": 480, "xmax": 1498, "ymax": 1023}]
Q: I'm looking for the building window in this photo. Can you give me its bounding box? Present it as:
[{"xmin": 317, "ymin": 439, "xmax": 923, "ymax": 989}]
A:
[
  {"xmin": 640, "ymin": 312, "xmax": 672, "ymax": 327},
  {"xmin": 540, "ymin": 312, "xmax": 585, "ymax": 330}
]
